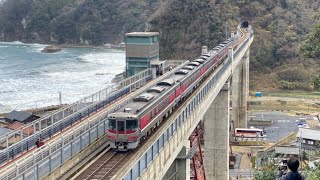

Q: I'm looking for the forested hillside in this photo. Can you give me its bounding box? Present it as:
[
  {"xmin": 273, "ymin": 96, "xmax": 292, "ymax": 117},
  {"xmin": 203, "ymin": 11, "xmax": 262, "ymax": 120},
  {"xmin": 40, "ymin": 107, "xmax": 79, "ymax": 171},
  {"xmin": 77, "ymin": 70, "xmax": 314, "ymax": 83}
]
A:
[
  {"xmin": 0, "ymin": 0, "xmax": 160, "ymax": 44},
  {"xmin": 0, "ymin": 0, "xmax": 319, "ymax": 91}
]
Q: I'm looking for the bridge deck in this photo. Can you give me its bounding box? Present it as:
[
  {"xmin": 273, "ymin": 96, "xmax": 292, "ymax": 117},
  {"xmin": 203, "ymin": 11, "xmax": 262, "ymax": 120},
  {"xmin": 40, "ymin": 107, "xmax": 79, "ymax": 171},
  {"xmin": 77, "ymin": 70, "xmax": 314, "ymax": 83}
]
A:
[{"xmin": 0, "ymin": 26, "xmax": 254, "ymax": 180}]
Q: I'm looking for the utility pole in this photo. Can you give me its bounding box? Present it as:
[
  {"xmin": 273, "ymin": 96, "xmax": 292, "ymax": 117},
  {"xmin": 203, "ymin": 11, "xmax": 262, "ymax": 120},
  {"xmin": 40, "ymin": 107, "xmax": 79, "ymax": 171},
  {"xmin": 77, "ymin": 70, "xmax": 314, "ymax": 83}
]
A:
[{"xmin": 298, "ymin": 128, "xmax": 302, "ymax": 163}]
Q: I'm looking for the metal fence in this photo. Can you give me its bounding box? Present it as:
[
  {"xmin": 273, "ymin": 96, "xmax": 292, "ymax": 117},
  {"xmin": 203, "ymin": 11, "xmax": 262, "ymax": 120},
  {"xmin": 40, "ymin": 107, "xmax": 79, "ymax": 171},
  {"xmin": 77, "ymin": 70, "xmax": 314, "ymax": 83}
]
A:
[
  {"xmin": 0, "ymin": 32, "xmax": 252, "ymax": 179},
  {"xmin": 0, "ymin": 109, "xmax": 110, "ymax": 180},
  {"xmin": 123, "ymin": 33, "xmax": 253, "ymax": 179},
  {"xmin": 0, "ymin": 69, "xmax": 153, "ymax": 166},
  {"xmin": 0, "ymin": 61, "xmax": 190, "ymax": 180},
  {"xmin": 123, "ymin": 48, "xmax": 234, "ymax": 180}
]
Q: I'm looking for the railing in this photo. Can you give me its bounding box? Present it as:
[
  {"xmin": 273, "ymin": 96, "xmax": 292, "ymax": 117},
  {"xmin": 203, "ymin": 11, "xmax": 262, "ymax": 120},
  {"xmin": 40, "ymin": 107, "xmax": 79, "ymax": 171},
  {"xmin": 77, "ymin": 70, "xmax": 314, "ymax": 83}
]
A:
[
  {"xmin": 0, "ymin": 61, "xmax": 190, "ymax": 180},
  {"xmin": 123, "ymin": 48, "xmax": 234, "ymax": 180},
  {"xmin": 0, "ymin": 69, "xmax": 153, "ymax": 166},
  {"xmin": 122, "ymin": 32, "xmax": 254, "ymax": 179},
  {"xmin": 0, "ymin": 29, "xmax": 253, "ymax": 179}
]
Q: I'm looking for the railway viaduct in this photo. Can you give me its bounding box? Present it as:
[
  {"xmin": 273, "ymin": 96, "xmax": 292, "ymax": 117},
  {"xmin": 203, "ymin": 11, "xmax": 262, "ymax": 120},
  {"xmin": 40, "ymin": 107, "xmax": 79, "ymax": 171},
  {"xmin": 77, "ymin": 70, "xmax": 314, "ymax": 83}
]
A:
[
  {"xmin": 111, "ymin": 28, "xmax": 253, "ymax": 180},
  {"xmin": 0, "ymin": 25, "xmax": 253, "ymax": 180}
]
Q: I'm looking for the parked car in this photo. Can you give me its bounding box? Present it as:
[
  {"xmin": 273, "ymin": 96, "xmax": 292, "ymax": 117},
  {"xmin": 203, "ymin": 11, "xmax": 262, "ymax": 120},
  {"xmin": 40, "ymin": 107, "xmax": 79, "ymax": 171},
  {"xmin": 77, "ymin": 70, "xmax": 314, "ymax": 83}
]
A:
[{"xmin": 296, "ymin": 118, "xmax": 309, "ymax": 128}]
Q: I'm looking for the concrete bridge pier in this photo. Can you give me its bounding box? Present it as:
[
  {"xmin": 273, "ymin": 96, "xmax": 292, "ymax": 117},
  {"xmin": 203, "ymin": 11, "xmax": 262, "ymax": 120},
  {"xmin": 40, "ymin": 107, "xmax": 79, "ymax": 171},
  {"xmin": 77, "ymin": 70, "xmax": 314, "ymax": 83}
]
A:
[
  {"xmin": 162, "ymin": 141, "xmax": 190, "ymax": 180},
  {"xmin": 203, "ymin": 82, "xmax": 230, "ymax": 180},
  {"xmin": 231, "ymin": 48, "xmax": 250, "ymax": 128}
]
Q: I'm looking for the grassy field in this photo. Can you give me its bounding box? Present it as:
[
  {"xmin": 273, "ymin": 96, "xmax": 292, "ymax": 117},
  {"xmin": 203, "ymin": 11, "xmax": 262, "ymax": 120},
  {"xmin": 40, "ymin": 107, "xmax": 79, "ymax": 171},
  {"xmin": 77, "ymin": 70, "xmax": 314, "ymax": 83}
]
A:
[
  {"xmin": 249, "ymin": 91, "xmax": 320, "ymax": 113},
  {"xmin": 268, "ymin": 91, "xmax": 320, "ymax": 99}
]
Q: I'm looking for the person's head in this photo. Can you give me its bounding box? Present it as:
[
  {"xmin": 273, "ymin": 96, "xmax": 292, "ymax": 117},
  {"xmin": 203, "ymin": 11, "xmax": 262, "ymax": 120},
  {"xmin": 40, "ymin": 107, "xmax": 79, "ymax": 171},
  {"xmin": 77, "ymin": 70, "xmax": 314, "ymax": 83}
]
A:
[{"xmin": 287, "ymin": 157, "xmax": 300, "ymax": 172}]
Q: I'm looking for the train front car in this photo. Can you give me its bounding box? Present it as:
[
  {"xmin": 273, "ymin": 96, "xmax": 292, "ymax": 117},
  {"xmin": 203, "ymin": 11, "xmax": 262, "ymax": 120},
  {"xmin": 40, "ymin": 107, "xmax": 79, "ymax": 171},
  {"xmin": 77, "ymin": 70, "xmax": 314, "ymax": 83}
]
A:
[{"xmin": 107, "ymin": 111, "xmax": 140, "ymax": 151}]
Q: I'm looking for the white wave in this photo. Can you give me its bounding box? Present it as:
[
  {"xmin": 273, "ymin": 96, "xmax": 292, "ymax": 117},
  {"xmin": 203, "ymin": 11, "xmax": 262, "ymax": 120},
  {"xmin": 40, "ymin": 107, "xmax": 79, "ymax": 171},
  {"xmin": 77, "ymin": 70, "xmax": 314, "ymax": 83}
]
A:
[
  {"xmin": 0, "ymin": 41, "xmax": 47, "ymax": 52},
  {"xmin": 26, "ymin": 43, "xmax": 48, "ymax": 52},
  {"xmin": 0, "ymin": 41, "xmax": 25, "ymax": 45},
  {"xmin": 0, "ymin": 49, "xmax": 126, "ymax": 113},
  {"xmin": 78, "ymin": 52, "xmax": 124, "ymax": 65}
]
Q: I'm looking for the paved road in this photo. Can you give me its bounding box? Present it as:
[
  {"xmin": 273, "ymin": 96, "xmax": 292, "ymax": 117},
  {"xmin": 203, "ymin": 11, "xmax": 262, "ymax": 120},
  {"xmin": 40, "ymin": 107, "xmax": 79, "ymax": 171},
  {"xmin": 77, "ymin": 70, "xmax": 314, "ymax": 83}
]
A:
[
  {"xmin": 248, "ymin": 111, "xmax": 299, "ymax": 143},
  {"xmin": 229, "ymin": 169, "xmax": 254, "ymax": 178}
]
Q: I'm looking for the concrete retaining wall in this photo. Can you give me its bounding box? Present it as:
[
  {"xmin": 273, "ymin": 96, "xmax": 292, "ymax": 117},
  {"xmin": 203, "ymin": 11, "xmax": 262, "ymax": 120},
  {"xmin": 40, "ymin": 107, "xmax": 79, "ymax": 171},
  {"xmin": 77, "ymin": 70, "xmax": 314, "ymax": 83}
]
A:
[{"xmin": 43, "ymin": 136, "xmax": 108, "ymax": 180}]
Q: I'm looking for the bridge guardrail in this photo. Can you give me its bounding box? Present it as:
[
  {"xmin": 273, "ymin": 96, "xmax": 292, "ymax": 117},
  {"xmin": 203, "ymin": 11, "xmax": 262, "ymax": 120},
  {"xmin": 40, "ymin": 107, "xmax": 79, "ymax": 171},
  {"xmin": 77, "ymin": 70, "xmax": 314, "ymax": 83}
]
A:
[
  {"xmin": 0, "ymin": 69, "xmax": 153, "ymax": 166},
  {"xmin": 122, "ymin": 49, "xmax": 234, "ymax": 180},
  {"xmin": 0, "ymin": 61, "xmax": 190, "ymax": 180},
  {"xmin": 0, "ymin": 31, "xmax": 253, "ymax": 178},
  {"xmin": 122, "ymin": 33, "xmax": 253, "ymax": 179}
]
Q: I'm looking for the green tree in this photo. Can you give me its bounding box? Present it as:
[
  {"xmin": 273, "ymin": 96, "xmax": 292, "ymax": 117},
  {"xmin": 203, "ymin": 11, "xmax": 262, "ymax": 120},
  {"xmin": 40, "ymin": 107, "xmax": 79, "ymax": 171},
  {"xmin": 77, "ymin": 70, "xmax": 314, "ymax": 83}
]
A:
[
  {"xmin": 305, "ymin": 162, "xmax": 320, "ymax": 180},
  {"xmin": 313, "ymin": 74, "xmax": 320, "ymax": 91},
  {"xmin": 300, "ymin": 12, "xmax": 320, "ymax": 58},
  {"xmin": 254, "ymin": 162, "xmax": 277, "ymax": 180},
  {"xmin": 54, "ymin": 16, "xmax": 78, "ymax": 44}
]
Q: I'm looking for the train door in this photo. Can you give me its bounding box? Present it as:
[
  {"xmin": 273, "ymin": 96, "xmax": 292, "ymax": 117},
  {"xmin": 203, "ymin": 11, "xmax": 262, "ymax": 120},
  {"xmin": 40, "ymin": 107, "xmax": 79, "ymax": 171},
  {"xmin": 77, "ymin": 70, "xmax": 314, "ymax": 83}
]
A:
[{"xmin": 116, "ymin": 120, "xmax": 125, "ymax": 138}]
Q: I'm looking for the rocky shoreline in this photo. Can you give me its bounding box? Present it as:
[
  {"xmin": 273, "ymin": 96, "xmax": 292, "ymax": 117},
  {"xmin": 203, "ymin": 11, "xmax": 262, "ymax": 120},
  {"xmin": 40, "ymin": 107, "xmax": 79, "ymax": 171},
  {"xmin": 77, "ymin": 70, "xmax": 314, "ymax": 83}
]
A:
[
  {"xmin": 39, "ymin": 44, "xmax": 125, "ymax": 53},
  {"xmin": 52, "ymin": 44, "xmax": 125, "ymax": 50},
  {"xmin": 41, "ymin": 45, "xmax": 62, "ymax": 53}
]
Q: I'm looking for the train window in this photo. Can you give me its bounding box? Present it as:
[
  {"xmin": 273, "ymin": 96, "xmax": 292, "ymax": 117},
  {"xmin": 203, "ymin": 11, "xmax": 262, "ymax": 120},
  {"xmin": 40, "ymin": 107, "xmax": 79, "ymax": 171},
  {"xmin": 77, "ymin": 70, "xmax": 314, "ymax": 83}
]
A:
[
  {"xmin": 186, "ymin": 106, "xmax": 188, "ymax": 118},
  {"xmin": 126, "ymin": 120, "xmax": 138, "ymax": 130},
  {"xmin": 171, "ymin": 123, "xmax": 174, "ymax": 134},
  {"xmin": 160, "ymin": 134, "xmax": 164, "ymax": 148},
  {"xmin": 191, "ymin": 101, "xmax": 193, "ymax": 111},
  {"xmin": 186, "ymin": 108, "xmax": 188, "ymax": 117},
  {"xmin": 164, "ymin": 131, "xmax": 168, "ymax": 144},
  {"xmin": 117, "ymin": 121, "xmax": 125, "ymax": 132},
  {"xmin": 182, "ymin": 111, "xmax": 184, "ymax": 122},
  {"xmin": 109, "ymin": 120, "xmax": 116, "ymax": 130},
  {"xmin": 156, "ymin": 140, "xmax": 160, "ymax": 153}
]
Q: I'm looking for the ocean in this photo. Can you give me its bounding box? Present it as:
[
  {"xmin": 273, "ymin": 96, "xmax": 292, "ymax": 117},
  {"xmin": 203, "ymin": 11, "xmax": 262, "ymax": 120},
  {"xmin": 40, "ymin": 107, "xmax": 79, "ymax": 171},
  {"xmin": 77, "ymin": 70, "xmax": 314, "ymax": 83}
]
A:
[{"xmin": 0, "ymin": 41, "xmax": 125, "ymax": 113}]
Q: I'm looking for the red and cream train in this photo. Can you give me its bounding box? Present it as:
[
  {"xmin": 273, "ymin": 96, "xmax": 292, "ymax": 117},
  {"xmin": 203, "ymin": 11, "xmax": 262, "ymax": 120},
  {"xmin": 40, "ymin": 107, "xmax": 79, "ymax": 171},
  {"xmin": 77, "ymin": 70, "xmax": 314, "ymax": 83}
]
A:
[{"xmin": 107, "ymin": 22, "xmax": 250, "ymax": 150}]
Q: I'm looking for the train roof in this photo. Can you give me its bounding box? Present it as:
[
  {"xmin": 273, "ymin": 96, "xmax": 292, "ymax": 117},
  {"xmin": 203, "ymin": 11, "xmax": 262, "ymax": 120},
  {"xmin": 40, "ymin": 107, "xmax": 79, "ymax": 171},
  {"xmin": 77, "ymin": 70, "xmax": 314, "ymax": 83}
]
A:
[
  {"xmin": 199, "ymin": 56, "xmax": 208, "ymax": 60},
  {"xmin": 147, "ymin": 86, "xmax": 166, "ymax": 93},
  {"xmin": 133, "ymin": 93, "xmax": 155, "ymax": 102},
  {"xmin": 202, "ymin": 54, "xmax": 211, "ymax": 57},
  {"xmin": 188, "ymin": 62, "xmax": 200, "ymax": 66},
  {"xmin": 108, "ymin": 62, "xmax": 198, "ymax": 119},
  {"xmin": 175, "ymin": 69, "xmax": 189, "ymax": 75},
  {"xmin": 108, "ymin": 111, "xmax": 139, "ymax": 119},
  {"xmin": 157, "ymin": 78, "xmax": 176, "ymax": 86},
  {"xmin": 109, "ymin": 89, "xmax": 164, "ymax": 118},
  {"xmin": 108, "ymin": 30, "xmax": 239, "ymax": 119},
  {"xmin": 182, "ymin": 66, "xmax": 195, "ymax": 70},
  {"xmin": 194, "ymin": 59, "xmax": 205, "ymax": 64}
]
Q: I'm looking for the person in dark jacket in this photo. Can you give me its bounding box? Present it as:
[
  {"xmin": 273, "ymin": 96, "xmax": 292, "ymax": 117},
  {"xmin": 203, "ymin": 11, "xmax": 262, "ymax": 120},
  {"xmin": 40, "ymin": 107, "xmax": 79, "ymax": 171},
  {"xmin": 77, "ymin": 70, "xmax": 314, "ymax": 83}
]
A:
[{"xmin": 282, "ymin": 157, "xmax": 304, "ymax": 180}]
